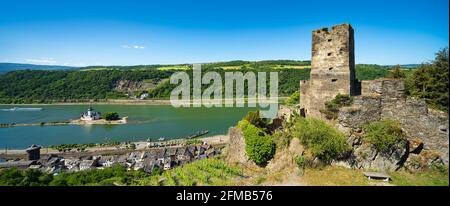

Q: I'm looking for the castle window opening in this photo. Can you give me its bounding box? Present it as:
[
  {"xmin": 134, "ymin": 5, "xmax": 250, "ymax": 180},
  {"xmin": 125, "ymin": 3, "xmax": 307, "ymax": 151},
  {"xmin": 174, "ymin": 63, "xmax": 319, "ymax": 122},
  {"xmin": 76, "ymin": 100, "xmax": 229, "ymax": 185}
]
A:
[
  {"xmin": 331, "ymin": 79, "xmax": 338, "ymax": 82},
  {"xmin": 327, "ymin": 52, "xmax": 332, "ymax": 56},
  {"xmin": 328, "ymin": 39, "xmax": 332, "ymax": 42},
  {"xmin": 329, "ymin": 67, "xmax": 333, "ymax": 70}
]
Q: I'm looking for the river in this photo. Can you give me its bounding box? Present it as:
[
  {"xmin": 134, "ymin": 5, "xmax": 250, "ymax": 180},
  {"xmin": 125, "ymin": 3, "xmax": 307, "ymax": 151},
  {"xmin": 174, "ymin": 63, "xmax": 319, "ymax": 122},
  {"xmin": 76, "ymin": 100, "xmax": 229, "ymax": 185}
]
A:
[{"xmin": 0, "ymin": 105, "xmax": 254, "ymax": 149}]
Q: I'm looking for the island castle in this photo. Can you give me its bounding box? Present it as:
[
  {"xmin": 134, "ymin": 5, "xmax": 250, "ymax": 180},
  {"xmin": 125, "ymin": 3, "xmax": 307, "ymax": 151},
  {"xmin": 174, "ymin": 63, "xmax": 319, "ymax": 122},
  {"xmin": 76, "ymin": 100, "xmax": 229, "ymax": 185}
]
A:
[{"xmin": 300, "ymin": 23, "xmax": 359, "ymax": 118}]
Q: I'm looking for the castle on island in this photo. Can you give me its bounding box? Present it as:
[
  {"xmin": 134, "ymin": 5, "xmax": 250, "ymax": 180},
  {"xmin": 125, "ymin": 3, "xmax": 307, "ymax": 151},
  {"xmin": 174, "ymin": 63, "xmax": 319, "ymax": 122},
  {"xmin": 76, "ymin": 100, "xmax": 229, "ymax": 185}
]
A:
[{"xmin": 80, "ymin": 107, "xmax": 101, "ymax": 121}]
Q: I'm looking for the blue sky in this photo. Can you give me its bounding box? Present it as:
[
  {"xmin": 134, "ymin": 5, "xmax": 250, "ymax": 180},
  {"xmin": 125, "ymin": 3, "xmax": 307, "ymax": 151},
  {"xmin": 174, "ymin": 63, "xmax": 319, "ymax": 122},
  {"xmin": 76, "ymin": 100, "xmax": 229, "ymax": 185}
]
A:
[{"xmin": 0, "ymin": 0, "xmax": 448, "ymax": 66}]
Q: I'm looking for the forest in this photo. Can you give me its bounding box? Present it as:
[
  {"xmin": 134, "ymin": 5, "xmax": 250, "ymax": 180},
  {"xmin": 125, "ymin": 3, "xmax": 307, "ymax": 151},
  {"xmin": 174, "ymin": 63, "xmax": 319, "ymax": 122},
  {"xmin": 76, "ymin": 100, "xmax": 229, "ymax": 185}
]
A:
[
  {"xmin": 1, "ymin": 52, "xmax": 447, "ymax": 113},
  {"xmin": 0, "ymin": 60, "xmax": 389, "ymax": 104}
]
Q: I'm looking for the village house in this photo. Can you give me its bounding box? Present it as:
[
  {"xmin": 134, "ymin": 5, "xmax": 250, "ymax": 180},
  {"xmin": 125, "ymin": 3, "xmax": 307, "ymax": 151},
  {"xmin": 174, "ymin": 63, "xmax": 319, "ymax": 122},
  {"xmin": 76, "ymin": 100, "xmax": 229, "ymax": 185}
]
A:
[
  {"xmin": 0, "ymin": 160, "xmax": 36, "ymax": 170},
  {"xmin": 186, "ymin": 145, "xmax": 197, "ymax": 157},
  {"xmin": 142, "ymin": 158, "xmax": 159, "ymax": 174},
  {"xmin": 64, "ymin": 158, "xmax": 81, "ymax": 171},
  {"xmin": 79, "ymin": 156, "xmax": 100, "ymax": 171},
  {"xmin": 176, "ymin": 146, "xmax": 194, "ymax": 165},
  {"xmin": 1, "ymin": 143, "xmax": 220, "ymax": 174},
  {"xmin": 163, "ymin": 157, "xmax": 172, "ymax": 170},
  {"xmin": 166, "ymin": 147, "xmax": 178, "ymax": 162},
  {"xmin": 154, "ymin": 148, "xmax": 166, "ymax": 165}
]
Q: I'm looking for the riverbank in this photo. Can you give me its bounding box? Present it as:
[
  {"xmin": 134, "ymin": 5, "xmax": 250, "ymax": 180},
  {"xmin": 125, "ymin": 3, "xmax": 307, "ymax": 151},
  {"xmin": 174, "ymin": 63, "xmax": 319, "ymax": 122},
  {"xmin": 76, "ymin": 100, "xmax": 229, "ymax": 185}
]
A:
[
  {"xmin": 0, "ymin": 97, "xmax": 288, "ymax": 106},
  {"xmin": 0, "ymin": 134, "xmax": 229, "ymax": 157}
]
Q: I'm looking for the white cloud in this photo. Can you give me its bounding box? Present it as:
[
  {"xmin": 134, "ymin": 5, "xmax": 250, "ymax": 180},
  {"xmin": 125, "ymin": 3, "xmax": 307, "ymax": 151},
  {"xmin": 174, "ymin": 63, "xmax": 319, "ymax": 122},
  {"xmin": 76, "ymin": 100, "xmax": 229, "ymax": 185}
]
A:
[
  {"xmin": 25, "ymin": 58, "xmax": 57, "ymax": 65},
  {"xmin": 122, "ymin": 45, "xmax": 145, "ymax": 49}
]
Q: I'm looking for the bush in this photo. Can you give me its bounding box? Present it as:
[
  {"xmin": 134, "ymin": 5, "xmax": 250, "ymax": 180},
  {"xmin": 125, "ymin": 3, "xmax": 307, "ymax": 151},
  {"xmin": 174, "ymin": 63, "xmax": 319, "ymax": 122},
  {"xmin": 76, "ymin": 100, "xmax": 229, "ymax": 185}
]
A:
[
  {"xmin": 320, "ymin": 94, "xmax": 353, "ymax": 120},
  {"xmin": 237, "ymin": 120, "xmax": 276, "ymax": 166},
  {"xmin": 243, "ymin": 110, "xmax": 267, "ymax": 129},
  {"xmin": 0, "ymin": 168, "xmax": 53, "ymax": 186},
  {"xmin": 363, "ymin": 119, "xmax": 406, "ymax": 152},
  {"xmin": 292, "ymin": 117, "xmax": 350, "ymax": 162},
  {"xmin": 272, "ymin": 130, "xmax": 292, "ymax": 149},
  {"xmin": 103, "ymin": 112, "xmax": 120, "ymax": 121},
  {"xmin": 129, "ymin": 143, "xmax": 136, "ymax": 150},
  {"xmin": 388, "ymin": 65, "xmax": 406, "ymax": 79},
  {"xmin": 295, "ymin": 155, "xmax": 306, "ymax": 169},
  {"xmin": 284, "ymin": 91, "xmax": 300, "ymax": 106}
]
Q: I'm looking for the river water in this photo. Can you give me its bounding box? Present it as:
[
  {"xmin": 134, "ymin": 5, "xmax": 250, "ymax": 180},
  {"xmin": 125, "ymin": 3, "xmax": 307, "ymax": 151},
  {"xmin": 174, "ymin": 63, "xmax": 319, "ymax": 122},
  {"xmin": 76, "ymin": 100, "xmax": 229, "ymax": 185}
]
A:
[{"xmin": 0, "ymin": 105, "xmax": 254, "ymax": 149}]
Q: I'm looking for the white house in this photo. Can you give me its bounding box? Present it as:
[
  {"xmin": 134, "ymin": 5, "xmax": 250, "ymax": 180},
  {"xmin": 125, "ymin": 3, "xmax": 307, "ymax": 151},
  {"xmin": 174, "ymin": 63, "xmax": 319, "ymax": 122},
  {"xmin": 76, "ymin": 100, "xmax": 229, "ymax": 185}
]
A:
[{"xmin": 81, "ymin": 107, "xmax": 101, "ymax": 121}]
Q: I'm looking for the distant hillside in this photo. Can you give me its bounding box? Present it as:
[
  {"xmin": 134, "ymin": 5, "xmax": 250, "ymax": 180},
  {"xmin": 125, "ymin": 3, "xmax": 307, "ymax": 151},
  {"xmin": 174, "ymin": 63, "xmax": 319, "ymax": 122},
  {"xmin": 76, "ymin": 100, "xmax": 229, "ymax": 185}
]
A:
[
  {"xmin": 0, "ymin": 60, "xmax": 418, "ymax": 104},
  {"xmin": 0, "ymin": 63, "xmax": 78, "ymax": 73},
  {"xmin": 385, "ymin": 64, "xmax": 421, "ymax": 69}
]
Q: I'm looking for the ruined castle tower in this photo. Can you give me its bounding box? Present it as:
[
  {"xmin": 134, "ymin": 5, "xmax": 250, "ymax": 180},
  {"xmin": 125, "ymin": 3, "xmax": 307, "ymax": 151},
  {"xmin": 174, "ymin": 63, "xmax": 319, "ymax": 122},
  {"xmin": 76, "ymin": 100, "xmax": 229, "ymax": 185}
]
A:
[{"xmin": 300, "ymin": 24, "xmax": 357, "ymax": 117}]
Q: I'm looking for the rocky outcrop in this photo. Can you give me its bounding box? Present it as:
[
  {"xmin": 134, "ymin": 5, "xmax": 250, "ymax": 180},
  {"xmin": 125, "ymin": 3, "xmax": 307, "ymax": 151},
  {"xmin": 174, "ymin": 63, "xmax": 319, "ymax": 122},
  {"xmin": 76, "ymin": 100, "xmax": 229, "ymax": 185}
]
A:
[
  {"xmin": 334, "ymin": 132, "xmax": 409, "ymax": 171},
  {"xmin": 114, "ymin": 79, "xmax": 145, "ymax": 93},
  {"xmin": 266, "ymin": 138, "xmax": 304, "ymax": 172},
  {"xmin": 336, "ymin": 79, "xmax": 449, "ymax": 171},
  {"xmin": 225, "ymin": 127, "xmax": 251, "ymax": 165},
  {"xmin": 267, "ymin": 105, "xmax": 297, "ymax": 132}
]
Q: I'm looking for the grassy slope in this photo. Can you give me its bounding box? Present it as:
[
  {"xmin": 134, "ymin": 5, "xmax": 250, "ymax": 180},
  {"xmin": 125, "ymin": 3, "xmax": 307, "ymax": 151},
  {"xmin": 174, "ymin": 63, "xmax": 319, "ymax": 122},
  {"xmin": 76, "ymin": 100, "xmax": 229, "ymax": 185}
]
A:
[
  {"xmin": 290, "ymin": 166, "xmax": 448, "ymax": 186},
  {"xmin": 135, "ymin": 158, "xmax": 243, "ymax": 186}
]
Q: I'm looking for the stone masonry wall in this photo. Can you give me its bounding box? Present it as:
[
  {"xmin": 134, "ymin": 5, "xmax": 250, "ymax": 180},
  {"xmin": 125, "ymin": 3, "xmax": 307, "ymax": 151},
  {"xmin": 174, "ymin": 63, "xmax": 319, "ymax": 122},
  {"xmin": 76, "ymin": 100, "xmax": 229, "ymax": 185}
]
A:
[
  {"xmin": 338, "ymin": 79, "xmax": 449, "ymax": 170},
  {"xmin": 300, "ymin": 24, "xmax": 357, "ymax": 118}
]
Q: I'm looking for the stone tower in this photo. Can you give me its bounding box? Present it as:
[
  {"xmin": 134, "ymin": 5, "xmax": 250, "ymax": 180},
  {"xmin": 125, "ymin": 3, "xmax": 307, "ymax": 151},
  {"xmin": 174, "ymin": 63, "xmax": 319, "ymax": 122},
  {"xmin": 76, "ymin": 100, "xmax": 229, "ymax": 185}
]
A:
[{"xmin": 300, "ymin": 23, "xmax": 357, "ymax": 117}]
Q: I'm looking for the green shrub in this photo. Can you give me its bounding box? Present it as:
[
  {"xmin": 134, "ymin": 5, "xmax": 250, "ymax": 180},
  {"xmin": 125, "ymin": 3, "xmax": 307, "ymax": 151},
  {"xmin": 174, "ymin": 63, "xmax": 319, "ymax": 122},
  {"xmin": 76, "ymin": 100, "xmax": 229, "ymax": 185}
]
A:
[
  {"xmin": 103, "ymin": 112, "xmax": 120, "ymax": 121},
  {"xmin": 272, "ymin": 130, "xmax": 292, "ymax": 149},
  {"xmin": 388, "ymin": 65, "xmax": 406, "ymax": 79},
  {"xmin": 185, "ymin": 139, "xmax": 203, "ymax": 145},
  {"xmin": 0, "ymin": 168, "xmax": 53, "ymax": 186},
  {"xmin": 237, "ymin": 120, "xmax": 276, "ymax": 166},
  {"xmin": 129, "ymin": 143, "xmax": 136, "ymax": 150},
  {"xmin": 295, "ymin": 155, "xmax": 306, "ymax": 169},
  {"xmin": 284, "ymin": 91, "xmax": 300, "ymax": 106},
  {"xmin": 363, "ymin": 119, "xmax": 406, "ymax": 152},
  {"xmin": 243, "ymin": 110, "xmax": 267, "ymax": 129},
  {"xmin": 292, "ymin": 117, "xmax": 350, "ymax": 162},
  {"xmin": 320, "ymin": 94, "xmax": 353, "ymax": 120}
]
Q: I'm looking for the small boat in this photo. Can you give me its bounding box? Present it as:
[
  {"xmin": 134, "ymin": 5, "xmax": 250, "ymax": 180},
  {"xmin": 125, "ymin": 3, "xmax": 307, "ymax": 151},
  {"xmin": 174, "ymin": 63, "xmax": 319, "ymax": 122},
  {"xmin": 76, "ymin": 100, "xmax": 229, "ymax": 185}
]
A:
[
  {"xmin": 0, "ymin": 107, "xmax": 43, "ymax": 112},
  {"xmin": 158, "ymin": 137, "xmax": 165, "ymax": 141}
]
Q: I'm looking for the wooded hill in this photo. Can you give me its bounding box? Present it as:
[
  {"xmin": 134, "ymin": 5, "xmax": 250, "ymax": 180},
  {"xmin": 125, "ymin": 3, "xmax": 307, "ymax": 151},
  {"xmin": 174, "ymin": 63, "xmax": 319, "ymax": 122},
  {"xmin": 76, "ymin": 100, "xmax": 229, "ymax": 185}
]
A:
[{"xmin": 0, "ymin": 60, "xmax": 400, "ymax": 104}]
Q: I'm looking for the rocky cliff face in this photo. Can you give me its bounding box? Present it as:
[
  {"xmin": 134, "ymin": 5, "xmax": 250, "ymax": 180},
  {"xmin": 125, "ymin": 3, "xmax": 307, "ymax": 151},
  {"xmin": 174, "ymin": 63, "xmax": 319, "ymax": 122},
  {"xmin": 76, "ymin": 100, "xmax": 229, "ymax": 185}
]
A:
[
  {"xmin": 334, "ymin": 130, "xmax": 409, "ymax": 171},
  {"xmin": 114, "ymin": 79, "xmax": 145, "ymax": 93},
  {"xmin": 336, "ymin": 79, "xmax": 449, "ymax": 171},
  {"xmin": 225, "ymin": 127, "xmax": 251, "ymax": 165}
]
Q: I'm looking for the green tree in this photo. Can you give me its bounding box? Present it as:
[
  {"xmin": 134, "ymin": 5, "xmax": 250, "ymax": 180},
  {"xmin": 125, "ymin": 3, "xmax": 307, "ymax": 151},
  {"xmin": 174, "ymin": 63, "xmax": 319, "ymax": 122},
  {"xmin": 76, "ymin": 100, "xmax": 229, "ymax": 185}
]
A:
[
  {"xmin": 407, "ymin": 48, "xmax": 449, "ymax": 111},
  {"xmin": 237, "ymin": 120, "xmax": 276, "ymax": 166},
  {"xmin": 103, "ymin": 112, "xmax": 120, "ymax": 121}
]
